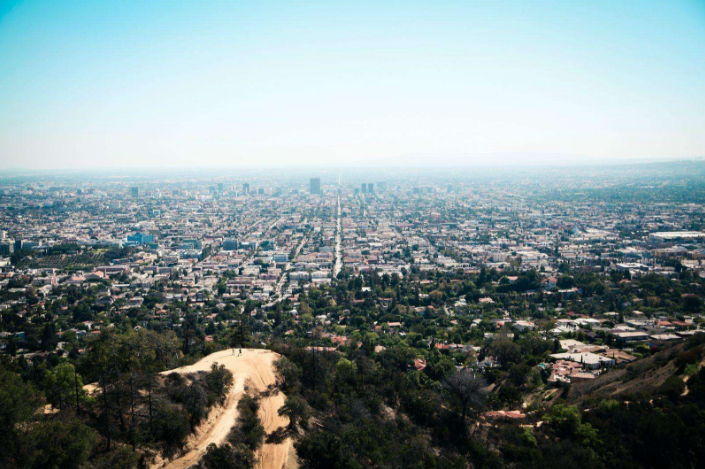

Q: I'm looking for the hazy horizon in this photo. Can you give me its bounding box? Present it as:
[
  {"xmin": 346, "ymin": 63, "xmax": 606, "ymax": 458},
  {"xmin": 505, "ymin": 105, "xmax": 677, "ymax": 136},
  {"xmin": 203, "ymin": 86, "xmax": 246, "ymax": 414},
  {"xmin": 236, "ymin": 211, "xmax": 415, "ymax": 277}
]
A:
[
  {"xmin": 4, "ymin": 153, "xmax": 705, "ymax": 172},
  {"xmin": 2, "ymin": 0, "xmax": 705, "ymax": 169}
]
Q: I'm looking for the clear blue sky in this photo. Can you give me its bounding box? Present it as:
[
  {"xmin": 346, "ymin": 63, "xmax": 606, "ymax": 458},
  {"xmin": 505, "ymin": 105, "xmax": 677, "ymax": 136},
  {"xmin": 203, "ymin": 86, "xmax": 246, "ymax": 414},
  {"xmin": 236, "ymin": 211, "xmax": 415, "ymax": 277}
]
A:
[{"xmin": 1, "ymin": 0, "xmax": 704, "ymax": 169}]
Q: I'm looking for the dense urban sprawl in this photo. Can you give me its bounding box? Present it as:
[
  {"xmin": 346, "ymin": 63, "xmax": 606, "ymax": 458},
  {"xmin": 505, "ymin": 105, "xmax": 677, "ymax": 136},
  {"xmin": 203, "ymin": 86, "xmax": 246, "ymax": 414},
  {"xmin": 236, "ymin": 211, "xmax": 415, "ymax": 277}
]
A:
[{"xmin": 3, "ymin": 163, "xmax": 705, "ymax": 468}]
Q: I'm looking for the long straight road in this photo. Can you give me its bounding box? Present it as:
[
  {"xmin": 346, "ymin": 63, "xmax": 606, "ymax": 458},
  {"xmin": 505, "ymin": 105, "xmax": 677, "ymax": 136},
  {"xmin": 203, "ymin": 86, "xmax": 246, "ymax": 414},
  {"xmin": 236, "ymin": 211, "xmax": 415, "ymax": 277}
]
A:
[{"xmin": 333, "ymin": 189, "xmax": 342, "ymax": 278}]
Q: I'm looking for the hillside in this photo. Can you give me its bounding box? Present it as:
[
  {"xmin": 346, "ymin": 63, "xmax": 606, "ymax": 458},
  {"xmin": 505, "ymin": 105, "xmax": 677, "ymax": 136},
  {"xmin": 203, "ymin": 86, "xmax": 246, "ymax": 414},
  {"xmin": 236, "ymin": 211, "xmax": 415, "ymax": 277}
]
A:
[
  {"xmin": 154, "ymin": 349, "xmax": 296, "ymax": 469},
  {"xmin": 566, "ymin": 341, "xmax": 688, "ymax": 404}
]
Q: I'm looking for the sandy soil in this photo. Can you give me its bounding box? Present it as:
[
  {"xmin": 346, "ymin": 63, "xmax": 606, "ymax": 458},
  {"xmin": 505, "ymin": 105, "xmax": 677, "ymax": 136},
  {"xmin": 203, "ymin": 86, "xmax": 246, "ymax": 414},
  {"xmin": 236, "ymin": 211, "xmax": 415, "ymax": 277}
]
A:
[{"xmin": 154, "ymin": 348, "xmax": 296, "ymax": 469}]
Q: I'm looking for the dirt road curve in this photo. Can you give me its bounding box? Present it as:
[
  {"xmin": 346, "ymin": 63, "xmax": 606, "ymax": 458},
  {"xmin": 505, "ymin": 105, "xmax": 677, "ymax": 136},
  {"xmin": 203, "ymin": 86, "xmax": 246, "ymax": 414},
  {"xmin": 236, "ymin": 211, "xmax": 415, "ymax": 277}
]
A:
[{"xmin": 155, "ymin": 349, "xmax": 296, "ymax": 469}]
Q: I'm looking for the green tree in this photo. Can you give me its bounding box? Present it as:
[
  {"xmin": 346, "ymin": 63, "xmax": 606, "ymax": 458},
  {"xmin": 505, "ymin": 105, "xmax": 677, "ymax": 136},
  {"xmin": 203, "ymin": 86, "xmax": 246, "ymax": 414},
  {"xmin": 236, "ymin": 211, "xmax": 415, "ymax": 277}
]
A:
[
  {"xmin": 205, "ymin": 363, "xmax": 233, "ymax": 406},
  {"xmin": 279, "ymin": 395, "xmax": 309, "ymax": 431},
  {"xmin": 199, "ymin": 443, "xmax": 255, "ymax": 469},
  {"xmin": 0, "ymin": 367, "xmax": 40, "ymax": 467},
  {"xmin": 229, "ymin": 394, "xmax": 265, "ymax": 451},
  {"xmin": 44, "ymin": 362, "xmax": 87, "ymax": 413},
  {"xmin": 545, "ymin": 404, "xmax": 600, "ymax": 447},
  {"xmin": 28, "ymin": 418, "xmax": 98, "ymax": 469},
  {"xmin": 274, "ymin": 357, "xmax": 301, "ymax": 392}
]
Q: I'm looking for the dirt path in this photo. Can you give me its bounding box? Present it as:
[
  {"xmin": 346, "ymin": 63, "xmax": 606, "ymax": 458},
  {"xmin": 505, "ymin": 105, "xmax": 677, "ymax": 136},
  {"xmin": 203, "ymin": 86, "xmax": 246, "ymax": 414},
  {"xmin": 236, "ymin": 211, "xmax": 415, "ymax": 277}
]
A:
[{"xmin": 154, "ymin": 349, "xmax": 296, "ymax": 469}]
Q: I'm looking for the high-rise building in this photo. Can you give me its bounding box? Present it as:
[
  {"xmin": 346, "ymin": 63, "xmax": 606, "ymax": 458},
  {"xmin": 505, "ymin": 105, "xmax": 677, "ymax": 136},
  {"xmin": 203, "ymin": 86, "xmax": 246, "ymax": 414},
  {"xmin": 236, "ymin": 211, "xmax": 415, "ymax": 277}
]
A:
[
  {"xmin": 367, "ymin": 183, "xmax": 374, "ymax": 193},
  {"xmin": 127, "ymin": 232, "xmax": 155, "ymax": 245},
  {"xmin": 361, "ymin": 183, "xmax": 367, "ymax": 194},
  {"xmin": 131, "ymin": 186, "xmax": 139, "ymax": 198},
  {"xmin": 223, "ymin": 238, "xmax": 238, "ymax": 251},
  {"xmin": 16, "ymin": 239, "xmax": 38, "ymax": 251},
  {"xmin": 0, "ymin": 240, "xmax": 14, "ymax": 255},
  {"xmin": 310, "ymin": 177, "xmax": 321, "ymax": 195},
  {"xmin": 218, "ymin": 183, "xmax": 224, "ymax": 193},
  {"xmin": 273, "ymin": 253, "xmax": 289, "ymax": 263},
  {"xmin": 180, "ymin": 239, "xmax": 203, "ymax": 250},
  {"xmin": 242, "ymin": 183, "xmax": 250, "ymax": 195}
]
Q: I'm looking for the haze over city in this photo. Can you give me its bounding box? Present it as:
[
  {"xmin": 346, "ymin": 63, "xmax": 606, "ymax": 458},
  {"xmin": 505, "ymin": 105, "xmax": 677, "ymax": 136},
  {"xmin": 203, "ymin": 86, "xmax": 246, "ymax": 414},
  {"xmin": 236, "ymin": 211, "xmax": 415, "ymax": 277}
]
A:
[
  {"xmin": 2, "ymin": 0, "xmax": 705, "ymax": 169},
  {"xmin": 5, "ymin": 2, "xmax": 705, "ymax": 469}
]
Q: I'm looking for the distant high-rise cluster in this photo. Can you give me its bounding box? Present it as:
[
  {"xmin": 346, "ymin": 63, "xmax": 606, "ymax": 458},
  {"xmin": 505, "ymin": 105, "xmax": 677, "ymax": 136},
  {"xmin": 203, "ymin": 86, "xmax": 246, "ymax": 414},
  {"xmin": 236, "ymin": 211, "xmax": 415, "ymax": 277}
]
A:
[
  {"xmin": 131, "ymin": 186, "xmax": 139, "ymax": 198},
  {"xmin": 310, "ymin": 177, "xmax": 321, "ymax": 195}
]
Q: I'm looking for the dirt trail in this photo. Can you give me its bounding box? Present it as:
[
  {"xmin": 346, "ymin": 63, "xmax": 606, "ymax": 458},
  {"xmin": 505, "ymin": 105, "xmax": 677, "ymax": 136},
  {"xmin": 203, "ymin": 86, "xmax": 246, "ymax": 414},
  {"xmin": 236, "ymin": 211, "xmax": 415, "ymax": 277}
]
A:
[{"xmin": 154, "ymin": 349, "xmax": 295, "ymax": 469}]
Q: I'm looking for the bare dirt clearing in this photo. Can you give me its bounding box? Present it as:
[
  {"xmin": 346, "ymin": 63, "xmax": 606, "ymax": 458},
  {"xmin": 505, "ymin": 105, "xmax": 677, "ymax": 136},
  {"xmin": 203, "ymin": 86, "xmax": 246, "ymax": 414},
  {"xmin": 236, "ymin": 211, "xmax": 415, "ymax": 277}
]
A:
[{"xmin": 154, "ymin": 349, "xmax": 296, "ymax": 469}]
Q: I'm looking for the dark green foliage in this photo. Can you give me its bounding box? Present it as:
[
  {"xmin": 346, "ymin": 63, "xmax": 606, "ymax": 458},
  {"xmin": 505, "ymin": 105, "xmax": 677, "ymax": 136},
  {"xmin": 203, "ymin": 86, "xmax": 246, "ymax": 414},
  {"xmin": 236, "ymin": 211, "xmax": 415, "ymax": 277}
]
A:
[
  {"xmin": 27, "ymin": 418, "xmax": 98, "ymax": 469},
  {"xmin": 0, "ymin": 364, "xmax": 98, "ymax": 469},
  {"xmin": 279, "ymin": 394, "xmax": 310, "ymax": 430},
  {"xmin": 688, "ymin": 366, "xmax": 705, "ymax": 401},
  {"xmin": 661, "ymin": 375, "xmax": 686, "ymax": 401},
  {"xmin": 675, "ymin": 346, "xmax": 703, "ymax": 372},
  {"xmin": 169, "ymin": 376, "xmax": 211, "ymax": 429},
  {"xmin": 295, "ymin": 431, "xmax": 363, "ymax": 469},
  {"xmin": 229, "ymin": 394, "xmax": 265, "ymax": 451},
  {"xmin": 572, "ymin": 401, "xmax": 705, "ymax": 469},
  {"xmin": 423, "ymin": 355, "xmax": 455, "ymax": 381},
  {"xmin": 489, "ymin": 335, "xmax": 521, "ymax": 366},
  {"xmin": 152, "ymin": 400, "xmax": 191, "ymax": 457},
  {"xmin": 0, "ymin": 367, "xmax": 41, "ymax": 467},
  {"xmin": 205, "ymin": 363, "xmax": 234, "ymax": 405},
  {"xmin": 166, "ymin": 364, "xmax": 233, "ymax": 430},
  {"xmin": 89, "ymin": 446, "xmax": 140, "ymax": 469},
  {"xmin": 531, "ymin": 440, "xmax": 603, "ymax": 469},
  {"xmin": 274, "ymin": 357, "xmax": 301, "ymax": 392},
  {"xmin": 198, "ymin": 443, "xmax": 255, "ymax": 469},
  {"xmin": 498, "ymin": 426, "xmax": 541, "ymax": 465},
  {"xmin": 282, "ymin": 343, "xmax": 493, "ymax": 468}
]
